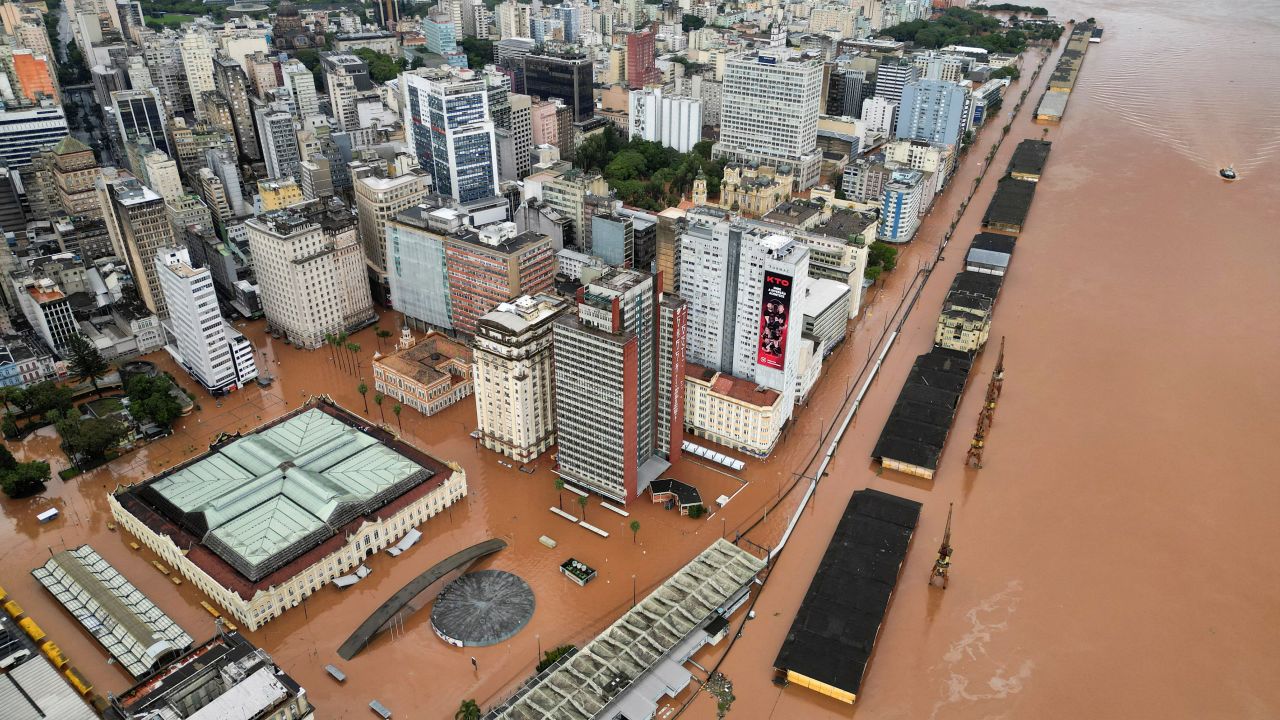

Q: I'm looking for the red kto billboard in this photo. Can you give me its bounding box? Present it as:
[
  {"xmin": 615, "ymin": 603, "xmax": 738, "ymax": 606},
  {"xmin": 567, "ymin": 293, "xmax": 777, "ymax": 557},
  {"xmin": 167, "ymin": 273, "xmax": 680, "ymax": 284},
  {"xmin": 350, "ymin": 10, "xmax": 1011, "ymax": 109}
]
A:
[{"xmin": 757, "ymin": 271, "xmax": 792, "ymax": 370}]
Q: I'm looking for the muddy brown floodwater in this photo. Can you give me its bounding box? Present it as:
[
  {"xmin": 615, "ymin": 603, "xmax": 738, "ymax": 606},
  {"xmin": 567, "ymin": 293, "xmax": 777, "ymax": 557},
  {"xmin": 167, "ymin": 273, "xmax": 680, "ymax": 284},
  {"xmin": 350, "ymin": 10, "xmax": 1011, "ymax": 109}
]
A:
[{"xmin": 3, "ymin": 2, "xmax": 1279, "ymax": 718}]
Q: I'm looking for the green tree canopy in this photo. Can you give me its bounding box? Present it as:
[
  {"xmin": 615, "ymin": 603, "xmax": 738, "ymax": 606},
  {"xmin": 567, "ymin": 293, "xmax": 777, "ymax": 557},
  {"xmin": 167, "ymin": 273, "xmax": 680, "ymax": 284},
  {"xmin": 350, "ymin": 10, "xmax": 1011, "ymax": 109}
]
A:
[
  {"xmin": 126, "ymin": 375, "xmax": 183, "ymax": 429},
  {"xmin": 352, "ymin": 48, "xmax": 407, "ymax": 83},
  {"xmin": 1, "ymin": 458, "xmax": 50, "ymax": 498}
]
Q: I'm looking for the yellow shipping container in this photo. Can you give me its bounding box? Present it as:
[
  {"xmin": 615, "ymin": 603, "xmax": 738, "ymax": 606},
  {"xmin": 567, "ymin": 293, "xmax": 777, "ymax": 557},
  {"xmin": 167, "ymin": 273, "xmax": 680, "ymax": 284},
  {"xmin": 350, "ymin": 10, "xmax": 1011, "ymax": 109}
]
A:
[
  {"xmin": 19, "ymin": 617, "xmax": 46, "ymax": 643},
  {"xmin": 785, "ymin": 670, "xmax": 857, "ymax": 704},
  {"xmin": 64, "ymin": 667, "xmax": 94, "ymax": 695},
  {"xmin": 41, "ymin": 641, "xmax": 69, "ymax": 669},
  {"xmin": 4, "ymin": 599, "xmax": 23, "ymax": 618}
]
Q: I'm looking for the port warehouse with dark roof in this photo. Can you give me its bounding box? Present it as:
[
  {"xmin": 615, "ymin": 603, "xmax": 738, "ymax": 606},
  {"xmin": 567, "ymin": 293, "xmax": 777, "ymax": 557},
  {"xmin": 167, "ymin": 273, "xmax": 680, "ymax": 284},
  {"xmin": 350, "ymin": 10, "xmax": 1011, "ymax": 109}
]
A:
[
  {"xmin": 1035, "ymin": 23, "xmax": 1096, "ymax": 121},
  {"xmin": 874, "ymin": 141, "xmax": 1050, "ymax": 479},
  {"xmin": 982, "ymin": 176, "xmax": 1037, "ymax": 235},
  {"xmin": 773, "ymin": 489, "xmax": 922, "ymax": 704}
]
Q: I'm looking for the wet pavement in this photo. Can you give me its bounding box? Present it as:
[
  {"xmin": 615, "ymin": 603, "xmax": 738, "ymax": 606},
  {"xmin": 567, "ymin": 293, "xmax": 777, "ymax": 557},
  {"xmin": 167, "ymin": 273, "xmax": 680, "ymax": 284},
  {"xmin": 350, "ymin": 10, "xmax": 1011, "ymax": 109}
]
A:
[{"xmin": 4, "ymin": 2, "xmax": 1279, "ymax": 718}]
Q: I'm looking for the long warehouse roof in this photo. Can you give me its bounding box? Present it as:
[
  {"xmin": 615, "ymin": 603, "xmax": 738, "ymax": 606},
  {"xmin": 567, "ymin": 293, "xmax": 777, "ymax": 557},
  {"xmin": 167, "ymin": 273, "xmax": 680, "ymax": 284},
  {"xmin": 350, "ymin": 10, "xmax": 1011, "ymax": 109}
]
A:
[
  {"xmin": 32, "ymin": 545, "xmax": 192, "ymax": 679},
  {"xmin": 489, "ymin": 539, "xmax": 765, "ymax": 719}
]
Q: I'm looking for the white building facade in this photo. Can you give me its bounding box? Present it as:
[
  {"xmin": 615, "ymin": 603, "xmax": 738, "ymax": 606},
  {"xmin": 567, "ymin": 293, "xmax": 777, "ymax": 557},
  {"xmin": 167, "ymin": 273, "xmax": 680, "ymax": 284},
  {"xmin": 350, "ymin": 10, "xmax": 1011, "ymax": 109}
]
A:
[
  {"xmin": 156, "ymin": 246, "xmax": 257, "ymax": 393},
  {"xmin": 628, "ymin": 87, "xmax": 703, "ymax": 153}
]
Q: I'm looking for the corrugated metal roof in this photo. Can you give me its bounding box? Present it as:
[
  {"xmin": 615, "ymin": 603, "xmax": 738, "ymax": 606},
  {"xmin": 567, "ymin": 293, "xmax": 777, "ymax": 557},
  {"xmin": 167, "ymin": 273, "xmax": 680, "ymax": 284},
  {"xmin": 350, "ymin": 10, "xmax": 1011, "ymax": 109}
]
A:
[{"xmin": 0, "ymin": 653, "xmax": 99, "ymax": 720}]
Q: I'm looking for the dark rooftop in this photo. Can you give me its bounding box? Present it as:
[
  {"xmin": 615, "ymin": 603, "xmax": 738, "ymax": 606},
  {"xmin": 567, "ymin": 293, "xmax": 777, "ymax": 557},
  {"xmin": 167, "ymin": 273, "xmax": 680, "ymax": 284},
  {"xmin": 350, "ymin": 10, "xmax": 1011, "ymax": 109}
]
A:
[
  {"xmin": 649, "ymin": 478, "xmax": 702, "ymax": 507},
  {"xmin": 773, "ymin": 488, "xmax": 922, "ymax": 699},
  {"xmin": 970, "ymin": 232, "xmax": 1017, "ymax": 255},
  {"xmin": 1007, "ymin": 139, "xmax": 1052, "ymax": 177},
  {"xmin": 872, "ymin": 349, "xmax": 973, "ymax": 471},
  {"xmin": 981, "ymin": 177, "xmax": 1037, "ymax": 232}
]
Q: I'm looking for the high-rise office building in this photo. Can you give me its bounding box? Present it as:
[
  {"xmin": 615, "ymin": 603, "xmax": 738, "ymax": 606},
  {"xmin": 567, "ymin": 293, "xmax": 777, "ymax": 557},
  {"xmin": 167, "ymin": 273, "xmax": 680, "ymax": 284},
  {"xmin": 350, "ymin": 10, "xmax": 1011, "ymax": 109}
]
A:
[
  {"xmin": 386, "ymin": 204, "xmax": 461, "ymax": 331},
  {"xmin": 402, "ymin": 68, "xmax": 499, "ymax": 203},
  {"xmin": 213, "ymin": 55, "xmax": 261, "ymax": 160},
  {"xmin": 352, "ymin": 165, "xmax": 431, "ymax": 303},
  {"xmin": 626, "ymin": 30, "xmax": 658, "ymax": 89},
  {"xmin": 111, "ymin": 88, "xmax": 169, "ymax": 156},
  {"xmin": 715, "ymin": 49, "xmax": 824, "ymax": 189},
  {"xmin": 677, "ymin": 209, "xmax": 810, "ymax": 422},
  {"xmin": 878, "ymin": 168, "xmax": 924, "ymax": 243},
  {"xmin": 255, "ymin": 105, "xmax": 302, "ymax": 180},
  {"xmin": 280, "ymin": 59, "xmax": 320, "ymax": 120},
  {"xmin": 552, "ymin": 269, "xmax": 686, "ymax": 502},
  {"xmin": 521, "ymin": 52, "xmax": 594, "ymax": 122},
  {"xmin": 245, "ymin": 199, "xmax": 375, "ymax": 348},
  {"xmin": 180, "ymin": 31, "xmax": 216, "ymax": 121},
  {"xmin": 99, "ymin": 175, "xmax": 176, "ymax": 318},
  {"xmin": 472, "ymin": 293, "xmax": 569, "ymax": 462},
  {"xmin": 873, "ymin": 58, "xmax": 919, "ymax": 105},
  {"xmin": 827, "ymin": 66, "xmax": 867, "ymax": 117},
  {"xmin": 506, "ymin": 93, "xmax": 533, "ymax": 179},
  {"xmin": 373, "ymin": 0, "xmax": 400, "ymax": 28},
  {"xmin": 444, "ymin": 222, "xmax": 555, "ymax": 335},
  {"xmin": 141, "ymin": 150, "xmax": 182, "ymax": 201},
  {"xmin": 155, "ymin": 245, "xmax": 258, "ymax": 393},
  {"xmin": 321, "ymin": 53, "xmax": 373, "ymax": 133},
  {"xmin": 861, "ymin": 96, "xmax": 898, "ymax": 135},
  {"xmin": 895, "ymin": 78, "xmax": 968, "ymax": 147}
]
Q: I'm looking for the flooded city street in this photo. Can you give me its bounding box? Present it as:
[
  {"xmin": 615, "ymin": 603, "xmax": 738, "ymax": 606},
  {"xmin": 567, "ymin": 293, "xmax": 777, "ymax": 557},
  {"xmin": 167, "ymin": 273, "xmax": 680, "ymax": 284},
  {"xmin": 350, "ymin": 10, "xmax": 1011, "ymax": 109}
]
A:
[{"xmin": 3, "ymin": 1, "xmax": 1279, "ymax": 718}]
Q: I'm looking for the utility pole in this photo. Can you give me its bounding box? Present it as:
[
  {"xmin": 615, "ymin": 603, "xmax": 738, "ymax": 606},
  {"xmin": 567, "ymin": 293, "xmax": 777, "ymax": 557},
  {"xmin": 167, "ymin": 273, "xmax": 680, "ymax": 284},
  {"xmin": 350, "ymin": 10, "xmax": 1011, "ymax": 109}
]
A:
[
  {"xmin": 966, "ymin": 336, "xmax": 1006, "ymax": 468},
  {"xmin": 929, "ymin": 503, "xmax": 954, "ymax": 589}
]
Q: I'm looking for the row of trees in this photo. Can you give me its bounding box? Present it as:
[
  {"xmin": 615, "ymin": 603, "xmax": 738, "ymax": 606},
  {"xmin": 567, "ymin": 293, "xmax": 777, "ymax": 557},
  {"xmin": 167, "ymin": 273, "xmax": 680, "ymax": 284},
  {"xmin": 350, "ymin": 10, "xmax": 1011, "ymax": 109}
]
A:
[
  {"xmin": 573, "ymin": 126, "xmax": 725, "ymax": 211},
  {"xmin": 971, "ymin": 3, "xmax": 1050, "ymax": 15},
  {"xmin": 352, "ymin": 48, "xmax": 408, "ymax": 83}
]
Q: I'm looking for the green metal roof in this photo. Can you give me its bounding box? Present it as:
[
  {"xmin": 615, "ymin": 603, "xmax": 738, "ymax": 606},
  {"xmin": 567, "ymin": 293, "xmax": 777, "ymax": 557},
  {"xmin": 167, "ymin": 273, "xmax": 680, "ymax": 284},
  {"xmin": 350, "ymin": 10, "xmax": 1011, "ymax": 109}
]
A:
[{"xmin": 150, "ymin": 409, "xmax": 431, "ymax": 580}]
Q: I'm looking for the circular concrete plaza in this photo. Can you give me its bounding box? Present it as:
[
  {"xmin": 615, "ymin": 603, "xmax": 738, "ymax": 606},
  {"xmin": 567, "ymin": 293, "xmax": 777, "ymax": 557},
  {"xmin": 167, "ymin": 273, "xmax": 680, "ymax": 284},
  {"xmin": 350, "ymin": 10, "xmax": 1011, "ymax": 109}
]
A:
[{"xmin": 430, "ymin": 570, "xmax": 535, "ymax": 647}]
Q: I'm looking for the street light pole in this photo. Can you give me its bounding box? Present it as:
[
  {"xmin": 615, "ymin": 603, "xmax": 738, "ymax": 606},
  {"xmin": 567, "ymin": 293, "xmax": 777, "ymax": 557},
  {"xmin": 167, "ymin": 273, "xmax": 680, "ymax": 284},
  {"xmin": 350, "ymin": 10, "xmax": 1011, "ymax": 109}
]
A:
[{"xmin": 631, "ymin": 574, "xmax": 636, "ymax": 608}]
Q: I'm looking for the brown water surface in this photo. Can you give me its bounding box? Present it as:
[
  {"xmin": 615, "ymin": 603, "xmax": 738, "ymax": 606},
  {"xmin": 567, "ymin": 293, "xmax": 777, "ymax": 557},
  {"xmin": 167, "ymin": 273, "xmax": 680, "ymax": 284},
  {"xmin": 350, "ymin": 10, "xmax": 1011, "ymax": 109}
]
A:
[{"xmin": 2, "ymin": 2, "xmax": 1278, "ymax": 718}]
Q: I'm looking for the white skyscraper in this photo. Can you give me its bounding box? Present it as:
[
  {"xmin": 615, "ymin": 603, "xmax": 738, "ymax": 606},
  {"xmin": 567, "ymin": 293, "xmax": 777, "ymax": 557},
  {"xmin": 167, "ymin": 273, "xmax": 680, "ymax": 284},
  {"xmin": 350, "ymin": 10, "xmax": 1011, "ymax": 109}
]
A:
[
  {"xmin": 180, "ymin": 31, "xmax": 216, "ymax": 121},
  {"xmin": 156, "ymin": 246, "xmax": 258, "ymax": 393},
  {"xmin": 678, "ymin": 209, "xmax": 810, "ymax": 422},
  {"xmin": 861, "ymin": 96, "xmax": 899, "ymax": 136},
  {"xmin": 255, "ymin": 105, "xmax": 302, "ymax": 180},
  {"xmin": 402, "ymin": 68, "xmax": 499, "ymax": 203},
  {"xmin": 714, "ymin": 49, "xmax": 824, "ymax": 188},
  {"xmin": 628, "ymin": 87, "xmax": 703, "ymax": 153},
  {"xmin": 280, "ymin": 58, "xmax": 320, "ymax": 120}
]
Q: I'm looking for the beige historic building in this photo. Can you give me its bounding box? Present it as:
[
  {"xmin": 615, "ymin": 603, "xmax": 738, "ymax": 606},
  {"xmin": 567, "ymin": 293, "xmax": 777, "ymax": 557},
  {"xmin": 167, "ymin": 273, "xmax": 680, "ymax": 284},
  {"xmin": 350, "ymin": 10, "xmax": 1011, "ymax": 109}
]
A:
[
  {"xmin": 719, "ymin": 162, "xmax": 794, "ymax": 217},
  {"xmin": 684, "ymin": 364, "xmax": 785, "ymax": 457},
  {"xmin": 373, "ymin": 330, "xmax": 474, "ymax": 416}
]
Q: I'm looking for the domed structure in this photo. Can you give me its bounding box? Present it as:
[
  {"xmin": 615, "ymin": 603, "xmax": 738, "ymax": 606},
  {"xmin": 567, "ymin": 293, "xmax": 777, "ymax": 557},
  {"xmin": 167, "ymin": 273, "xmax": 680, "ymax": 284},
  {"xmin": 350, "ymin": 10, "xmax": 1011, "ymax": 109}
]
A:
[{"xmin": 273, "ymin": 0, "xmax": 316, "ymax": 50}]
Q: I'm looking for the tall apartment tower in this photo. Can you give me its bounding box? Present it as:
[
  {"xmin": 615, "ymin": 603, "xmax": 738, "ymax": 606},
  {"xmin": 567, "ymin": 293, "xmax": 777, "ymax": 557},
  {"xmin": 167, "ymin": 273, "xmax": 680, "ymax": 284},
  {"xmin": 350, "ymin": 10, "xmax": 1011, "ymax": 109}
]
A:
[
  {"xmin": 625, "ymin": 30, "xmax": 658, "ymax": 89},
  {"xmin": 255, "ymin": 105, "xmax": 302, "ymax": 180},
  {"xmin": 280, "ymin": 59, "xmax": 320, "ymax": 120},
  {"xmin": 213, "ymin": 55, "xmax": 261, "ymax": 161},
  {"xmin": 180, "ymin": 31, "xmax": 216, "ymax": 121},
  {"xmin": 677, "ymin": 209, "xmax": 810, "ymax": 423},
  {"xmin": 386, "ymin": 204, "xmax": 462, "ymax": 331},
  {"xmin": 245, "ymin": 199, "xmax": 375, "ymax": 348},
  {"xmin": 352, "ymin": 165, "xmax": 431, "ymax": 304},
  {"xmin": 552, "ymin": 269, "xmax": 686, "ymax": 503},
  {"xmin": 321, "ymin": 53, "xmax": 372, "ymax": 133},
  {"xmin": 100, "ymin": 175, "xmax": 176, "ymax": 318},
  {"xmin": 896, "ymin": 78, "xmax": 968, "ymax": 147},
  {"xmin": 714, "ymin": 49, "xmax": 824, "ymax": 189},
  {"xmin": 444, "ymin": 222, "xmax": 555, "ymax": 335},
  {"xmin": 873, "ymin": 58, "xmax": 920, "ymax": 106},
  {"xmin": 402, "ymin": 68, "xmax": 499, "ymax": 203},
  {"xmin": 155, "ymin": 246, "xmax": 258, "ymax": 393},
  {"xmin": 472, "ymin": 293, "xmax": 569, "ymax": 462},
  {"xmin": 507, "ymin": 93, "xmax": 533, "ymax": 179}
]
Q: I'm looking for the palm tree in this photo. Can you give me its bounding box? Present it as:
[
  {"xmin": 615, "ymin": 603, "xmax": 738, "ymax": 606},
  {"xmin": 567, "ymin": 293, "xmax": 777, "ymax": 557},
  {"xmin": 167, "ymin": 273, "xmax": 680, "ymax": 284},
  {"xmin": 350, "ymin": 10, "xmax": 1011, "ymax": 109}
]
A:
[
  {"xmin": 347, "ymin": 342, "xmax": 361, "ymax": 374},
  {"xmin": 373, "ymin": 325, "xmax": 383, "ymax": 350},
  {"xmin": 577, "ymin": 494, "xmax": 588, "ymax": 522},
  {"xmin": 377, "ymin": 328, "xmax": 393, "ymax": 348},
  {"xmin": 553, "ymin": 478, "xmax": 565, "ymax": 510},
  {"xmin": 374, "ymin": 393, "xmax": 385, "ymax": 423},
  {"xmin": 455, "ymin": 699, "xmax": 481, "ymax": 720},
  {"xmin": 357, "ymin": 382, "xmax": 369, "ymax": 413},
  {"xmin": 630, "ymin": 519, "xmax": 640, "ymax": 543},
  {"xmin": 392, "ymin": 403, "xmax": 402, "ymax": 430},
  {"xmin": 336, "ymin": 332, "xmax": 349, "ymax": 371},
  {"xmin": 324, "ymin": 333, "xmax": 336, "ymax": 363}
]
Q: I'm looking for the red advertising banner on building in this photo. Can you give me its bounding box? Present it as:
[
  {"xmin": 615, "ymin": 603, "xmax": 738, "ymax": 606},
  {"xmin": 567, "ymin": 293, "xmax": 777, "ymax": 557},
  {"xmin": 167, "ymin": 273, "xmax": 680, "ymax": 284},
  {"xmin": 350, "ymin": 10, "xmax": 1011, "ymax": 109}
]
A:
[{"xmin": 757, "ymin": 271, "xmax": 792, "ymax": 370}]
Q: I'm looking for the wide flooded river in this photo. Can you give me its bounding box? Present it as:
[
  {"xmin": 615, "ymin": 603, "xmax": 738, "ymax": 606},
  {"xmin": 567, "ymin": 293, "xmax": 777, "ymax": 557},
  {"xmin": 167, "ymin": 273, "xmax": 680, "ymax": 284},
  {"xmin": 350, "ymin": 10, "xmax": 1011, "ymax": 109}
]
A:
[
  {"xmin": 711, "ymin": 1, "xmax": 1280, "ymax": 719},
  {"xmin": 2, "ymin": 1, "xmax": 1278, "ymax": 718}
]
